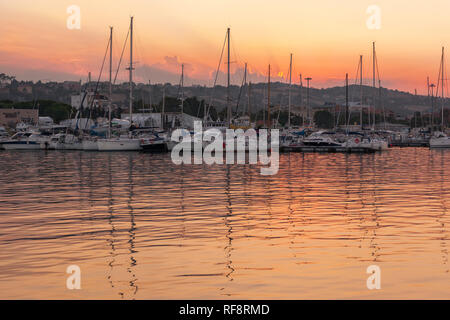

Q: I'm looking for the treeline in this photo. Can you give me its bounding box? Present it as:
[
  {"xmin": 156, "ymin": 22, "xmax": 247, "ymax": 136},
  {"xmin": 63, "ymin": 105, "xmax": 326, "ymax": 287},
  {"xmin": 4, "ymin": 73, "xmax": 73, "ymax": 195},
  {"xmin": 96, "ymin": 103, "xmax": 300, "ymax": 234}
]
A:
[{"xmin": 0, "ymin": 100, "xmax": 75, "ymax": 123}]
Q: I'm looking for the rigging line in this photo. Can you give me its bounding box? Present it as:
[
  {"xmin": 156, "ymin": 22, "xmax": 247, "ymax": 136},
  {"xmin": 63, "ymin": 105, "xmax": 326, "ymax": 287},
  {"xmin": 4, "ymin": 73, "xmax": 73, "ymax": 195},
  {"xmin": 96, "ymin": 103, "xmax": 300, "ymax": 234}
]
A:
[
  {"xmin": 113, "ymin": 27, "xmax": 130, "ymax": 85},
  {"xmin": 347, "ymin": 58, "xmax": 362, "ymax": 127},
  {"xmin": 349, "ymin": 57, "xmax": 360, "ymax": 105},
  {"xmin": 234, "ymin": 66, "xmax": 247, "ymax": 115},
  {"xmin": 134, "ymin": 25, "xmax": 152, "ymax": 84},
  {"xmin": 75, "ymin": 36, "xmax": 110, "ymax": 133},
  {"xmin": 83, "ymin": 36, "xmax": 110, "ymax": 131},
  {"xmin": 206, "ymin": 31, "xmax": 228, "ymax": 120},
  {"xmin": 230, "ymin": 34, "xmax": 243, "ymax": 84}
]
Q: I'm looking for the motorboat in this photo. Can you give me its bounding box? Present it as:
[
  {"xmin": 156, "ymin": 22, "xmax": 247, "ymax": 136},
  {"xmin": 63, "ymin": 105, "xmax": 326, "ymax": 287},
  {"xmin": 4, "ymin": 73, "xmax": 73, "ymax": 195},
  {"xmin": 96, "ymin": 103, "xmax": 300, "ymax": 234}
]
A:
[{"xmin": 3, "ymin": 131, "xmax": 50, "ymax": 150}]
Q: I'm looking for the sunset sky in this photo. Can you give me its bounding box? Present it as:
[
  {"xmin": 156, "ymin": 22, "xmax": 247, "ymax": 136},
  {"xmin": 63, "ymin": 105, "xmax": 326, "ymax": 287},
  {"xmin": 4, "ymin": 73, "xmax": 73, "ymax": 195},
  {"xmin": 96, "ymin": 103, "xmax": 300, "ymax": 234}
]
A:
[{"xmin": 1, "ymin": 0, "xmax": 449, "ymax": 94}]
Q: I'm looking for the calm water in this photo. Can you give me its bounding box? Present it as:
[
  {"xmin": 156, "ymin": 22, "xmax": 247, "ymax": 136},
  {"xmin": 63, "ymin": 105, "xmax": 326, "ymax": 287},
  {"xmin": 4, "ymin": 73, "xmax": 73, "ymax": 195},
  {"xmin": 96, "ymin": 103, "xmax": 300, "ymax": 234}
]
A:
[{"xmin": 0, "ymin": 148, "xmax": 449, "ymax": 299}]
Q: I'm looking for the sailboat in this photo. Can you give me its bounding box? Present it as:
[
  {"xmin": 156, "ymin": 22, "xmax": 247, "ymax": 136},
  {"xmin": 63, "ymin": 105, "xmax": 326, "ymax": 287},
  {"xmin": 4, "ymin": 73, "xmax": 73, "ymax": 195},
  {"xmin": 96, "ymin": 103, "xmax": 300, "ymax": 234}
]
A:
[
  {"xmin": 430, "ymin": 47, "xmax": 450, "ymax": 148},
  {"xmin": 98, "ymin": 17, "xmax": 142, "ymax": 151}
]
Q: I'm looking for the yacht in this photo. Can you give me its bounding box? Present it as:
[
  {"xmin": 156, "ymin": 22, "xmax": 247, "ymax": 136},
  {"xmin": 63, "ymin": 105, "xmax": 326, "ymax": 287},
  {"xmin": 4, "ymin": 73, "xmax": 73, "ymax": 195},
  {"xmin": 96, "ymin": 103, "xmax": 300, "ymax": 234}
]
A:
[
  {"xmin": 3, "ymin": 131, "xmax": 50, "ymax": 150},
  {"xmin": 302, "ymin": 131, "xmax": 344, "ymax": 147}
]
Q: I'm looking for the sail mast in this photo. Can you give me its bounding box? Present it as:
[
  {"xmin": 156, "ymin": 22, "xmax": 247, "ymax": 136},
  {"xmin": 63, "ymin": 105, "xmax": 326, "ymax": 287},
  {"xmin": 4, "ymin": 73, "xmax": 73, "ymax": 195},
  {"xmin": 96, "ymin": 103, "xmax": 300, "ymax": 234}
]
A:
[
  {"xmin": 372, "ymin": 42, "xmax": 376, "ymax": 129},
  {"xmin": 248, "ymin": 81, "xmax": 251, "ymax": 121},
  {"xmin": 129, "ymin": 16, "xmax": 134, "ymax": 126},
  {"xmin": 243, "ymin": 62, "xmax": 247, "ymax": 116},
  {"xmin": 299, "ymin": 74, "xmax": 303, "ymax": 126},
  {"xmin": 268, "ymin": 64, "xmax": 271, "ymax": 128},
  {"xmin": 227, "ymin": 27, "xmax": 231, "ymax": 128},
  {"xmin": 441, "ymin": 47, "xmax": 445, "ymax": 129},
  {"xmin": 360, "ymin": 55, "xmax": 363, "ymax": 130},
  {"xmin": 181, "ymin": 64, "xmax": 184, "ymax": 116},
  {"xmin": 345, "ymin": 73, "xmax": 349, "ymax": 128},
  {"xmin": 288, "ymin": 53, "xmax": 292, "ymax": 128},
  {"xmin": 108, "ymin": 26, "xmax": 113, "ymax": 138}
]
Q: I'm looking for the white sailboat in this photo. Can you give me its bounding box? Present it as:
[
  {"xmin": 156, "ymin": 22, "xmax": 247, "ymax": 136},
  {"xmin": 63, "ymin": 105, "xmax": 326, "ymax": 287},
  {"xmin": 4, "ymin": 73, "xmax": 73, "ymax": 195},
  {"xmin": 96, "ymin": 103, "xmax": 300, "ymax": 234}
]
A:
[
  {"xmin": 81, "ymin": 136, "xmax": 99, "ymax": 151},
  {"xmin": 430, "ymin": 47, "xmax": 449, "ymax": 148},
  {"xmin": 97, "ymin": 17, "xmax": 142, "ymax": 151}
]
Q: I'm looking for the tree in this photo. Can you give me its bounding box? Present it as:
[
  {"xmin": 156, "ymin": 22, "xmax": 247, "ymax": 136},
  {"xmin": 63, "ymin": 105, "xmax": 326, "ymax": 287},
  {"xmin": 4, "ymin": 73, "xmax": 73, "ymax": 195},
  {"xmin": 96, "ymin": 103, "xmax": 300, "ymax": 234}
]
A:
[{"xmin": 314, "ymin": 110, "xmax": 334, "ymax": 129}]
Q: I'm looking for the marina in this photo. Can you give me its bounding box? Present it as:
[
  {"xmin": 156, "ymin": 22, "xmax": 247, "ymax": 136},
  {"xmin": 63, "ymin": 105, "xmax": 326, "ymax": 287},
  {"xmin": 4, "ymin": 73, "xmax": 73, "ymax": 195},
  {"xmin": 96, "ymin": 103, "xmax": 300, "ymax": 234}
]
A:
[{"xmin": 2, "ymin": 1, "xmax": 450, "ymax": 303}]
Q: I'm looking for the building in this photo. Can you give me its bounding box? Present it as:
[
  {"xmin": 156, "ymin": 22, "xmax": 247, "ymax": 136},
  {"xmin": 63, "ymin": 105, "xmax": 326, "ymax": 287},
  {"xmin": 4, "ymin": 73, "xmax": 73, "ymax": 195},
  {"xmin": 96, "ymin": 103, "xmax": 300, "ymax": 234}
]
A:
[
  {"xmin": 121, "ymin": 112, "xmax": 202, "ymax": 129},
  {"xmin": 71, "ymin": 92, "xmax": 109, "ymax": 110},
  {"xmin": 63, "ymin": 81, "xmax": 81, "ymax": 92},
  {"xmin": 0, "ymin": 108, "xmax": 38, "ymax": 128}
]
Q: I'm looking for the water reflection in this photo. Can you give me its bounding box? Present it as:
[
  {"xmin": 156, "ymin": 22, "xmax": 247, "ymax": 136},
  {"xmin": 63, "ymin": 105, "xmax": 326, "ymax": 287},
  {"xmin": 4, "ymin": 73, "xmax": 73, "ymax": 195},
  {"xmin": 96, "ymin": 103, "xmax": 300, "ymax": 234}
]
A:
[{"xmin": 0, "ymin": 149, "xmax": 449, "ymax": 299}]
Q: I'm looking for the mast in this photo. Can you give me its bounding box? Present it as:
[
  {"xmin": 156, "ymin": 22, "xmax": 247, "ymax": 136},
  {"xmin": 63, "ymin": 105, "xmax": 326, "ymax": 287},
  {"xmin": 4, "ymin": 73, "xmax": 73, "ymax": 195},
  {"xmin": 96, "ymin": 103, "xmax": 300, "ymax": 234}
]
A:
[
  {"xmin": 267, "ymin": 64, "xmax": 271, "ymax": 128},
  {"xmin": 427, "ymin": 76, "xmax": 431, "ymax": 126},
  {"xmin": 108, "ymin": 26, "xmax": 113, "ymax": 138},
  {"xmin": 248, "ymin": 81, "xmax": 251, "ymax": 122},
  {"xmin": 162, "ymin": 85, "xmax": 166, "ymax": 129},
  {"xmin": 288, "ymin": 53, "xmax": 292, "ymax": 128},
  {"xmin": 345, "ymin": 73, "xmax": 349, "ymax": 128},
  {"xmin": 305, "ymin": 77, "xmax": 312, "ymax": 126},
  {"xmin": 226, "ymin": 27, "xmax": 231, "ymax": 128},
  {"xmin": 148, "ymin": 80, "xmax": 152, "ymax": 113},
  {"xmin": 181, "ymin": 64, "xmax": 184, "ymax": 115},
  {"xmin": 441, "ymin": 47, "xmax": 445, "ymax": 129},
  {"xmin": 243, "ymin": 62, "xmax": 247, "ymax": 116},
  {"xmin": 372, "ymin": 42, "xmax": 376, "ymax": 129},
  {"xmin": 299, "ymin": 74, "xmax": 303, "ymax": 126},
  {"xmin": 129, "ymin": 16, "xmax": 134, "ymax": 126},
  {"xmin": 360, "ymin": 55, "xmax": 363, "ymax": 130},
  {"xmin": 431, "ymin": 83, "xmax": 436, "ymax": 127}
]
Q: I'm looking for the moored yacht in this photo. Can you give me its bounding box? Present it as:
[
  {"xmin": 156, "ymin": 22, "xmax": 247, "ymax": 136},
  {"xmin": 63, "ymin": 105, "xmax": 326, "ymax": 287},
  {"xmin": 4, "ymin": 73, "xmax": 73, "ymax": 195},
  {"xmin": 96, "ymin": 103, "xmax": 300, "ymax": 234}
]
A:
[
  {"xmin": 3, "ymin": 131, "xmax": 50, "ymax": 150},
  {"xmin": 302, "ymin": 131, "xmax": 344, "ymax": 147}
]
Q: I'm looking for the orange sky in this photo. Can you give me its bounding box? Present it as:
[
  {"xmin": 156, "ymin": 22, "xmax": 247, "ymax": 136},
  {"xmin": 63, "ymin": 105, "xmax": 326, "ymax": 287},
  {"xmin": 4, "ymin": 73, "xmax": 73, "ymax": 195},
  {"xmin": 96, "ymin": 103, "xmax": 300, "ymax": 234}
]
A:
[{"xmin": 0, "ymin": 0, "xmax": 449, "ymax": 94}]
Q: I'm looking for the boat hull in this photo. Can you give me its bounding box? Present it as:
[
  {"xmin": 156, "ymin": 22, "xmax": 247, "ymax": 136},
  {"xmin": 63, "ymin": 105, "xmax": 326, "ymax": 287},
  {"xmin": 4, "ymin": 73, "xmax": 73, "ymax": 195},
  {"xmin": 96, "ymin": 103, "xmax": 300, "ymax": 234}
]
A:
[
  {"xmin": 82, "ymin": 140, "xmax": 99, "ymax": 151},
  {"xmin": 97, "ymin": 139, "xmax": 142, "ymax": 151},
  {"xmin": 430, "ymin": 137, "xmax": 450, "ymax": 148},
  {"xmin": 3, "ymin": 141, "xmax": 42, "ymax": 150}
]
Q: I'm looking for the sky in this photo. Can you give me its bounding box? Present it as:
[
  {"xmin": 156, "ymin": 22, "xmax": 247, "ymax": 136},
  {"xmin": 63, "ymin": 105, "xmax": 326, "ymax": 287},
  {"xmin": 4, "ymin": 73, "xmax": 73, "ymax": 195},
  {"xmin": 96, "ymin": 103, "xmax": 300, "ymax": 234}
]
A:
[{"xmin": 0, "ymin": 0, "xmax": 449, "ymax": 94}]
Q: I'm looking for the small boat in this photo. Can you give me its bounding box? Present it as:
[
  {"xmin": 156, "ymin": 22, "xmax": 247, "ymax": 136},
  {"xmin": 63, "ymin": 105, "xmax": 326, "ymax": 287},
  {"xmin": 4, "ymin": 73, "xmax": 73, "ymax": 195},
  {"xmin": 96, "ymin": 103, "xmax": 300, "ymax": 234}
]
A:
[{"xmin": 3, "ymin": 131, "xmax": 49, "ymax": 150}]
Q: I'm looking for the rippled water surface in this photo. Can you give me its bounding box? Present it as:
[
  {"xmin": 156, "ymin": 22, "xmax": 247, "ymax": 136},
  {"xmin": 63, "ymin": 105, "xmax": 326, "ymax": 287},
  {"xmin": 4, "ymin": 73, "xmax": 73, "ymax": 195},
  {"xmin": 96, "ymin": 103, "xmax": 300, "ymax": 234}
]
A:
[{"xmin": 0, "ymin": 148, "xmax": 449, "ymax": 299}]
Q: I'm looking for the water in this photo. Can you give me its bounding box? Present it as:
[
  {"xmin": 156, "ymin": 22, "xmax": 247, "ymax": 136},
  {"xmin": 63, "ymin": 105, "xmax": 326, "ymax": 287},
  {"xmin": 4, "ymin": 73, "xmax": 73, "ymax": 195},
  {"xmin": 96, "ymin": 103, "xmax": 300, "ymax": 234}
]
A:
[{"xmin": 0, "ymin": 148, "xmax": 449, "ymax": 299}]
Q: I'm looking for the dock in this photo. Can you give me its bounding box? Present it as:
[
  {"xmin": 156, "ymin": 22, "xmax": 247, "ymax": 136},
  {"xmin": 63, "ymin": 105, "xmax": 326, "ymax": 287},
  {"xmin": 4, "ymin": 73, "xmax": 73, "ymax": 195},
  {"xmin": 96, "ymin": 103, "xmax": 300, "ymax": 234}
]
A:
[
  {"xmin": 389, "ymin": 140, "xmax": 429, "ymax": 147},
  {"xmin": 281, "ymin": 146, "xmax": 376, "ymax": 153}
]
